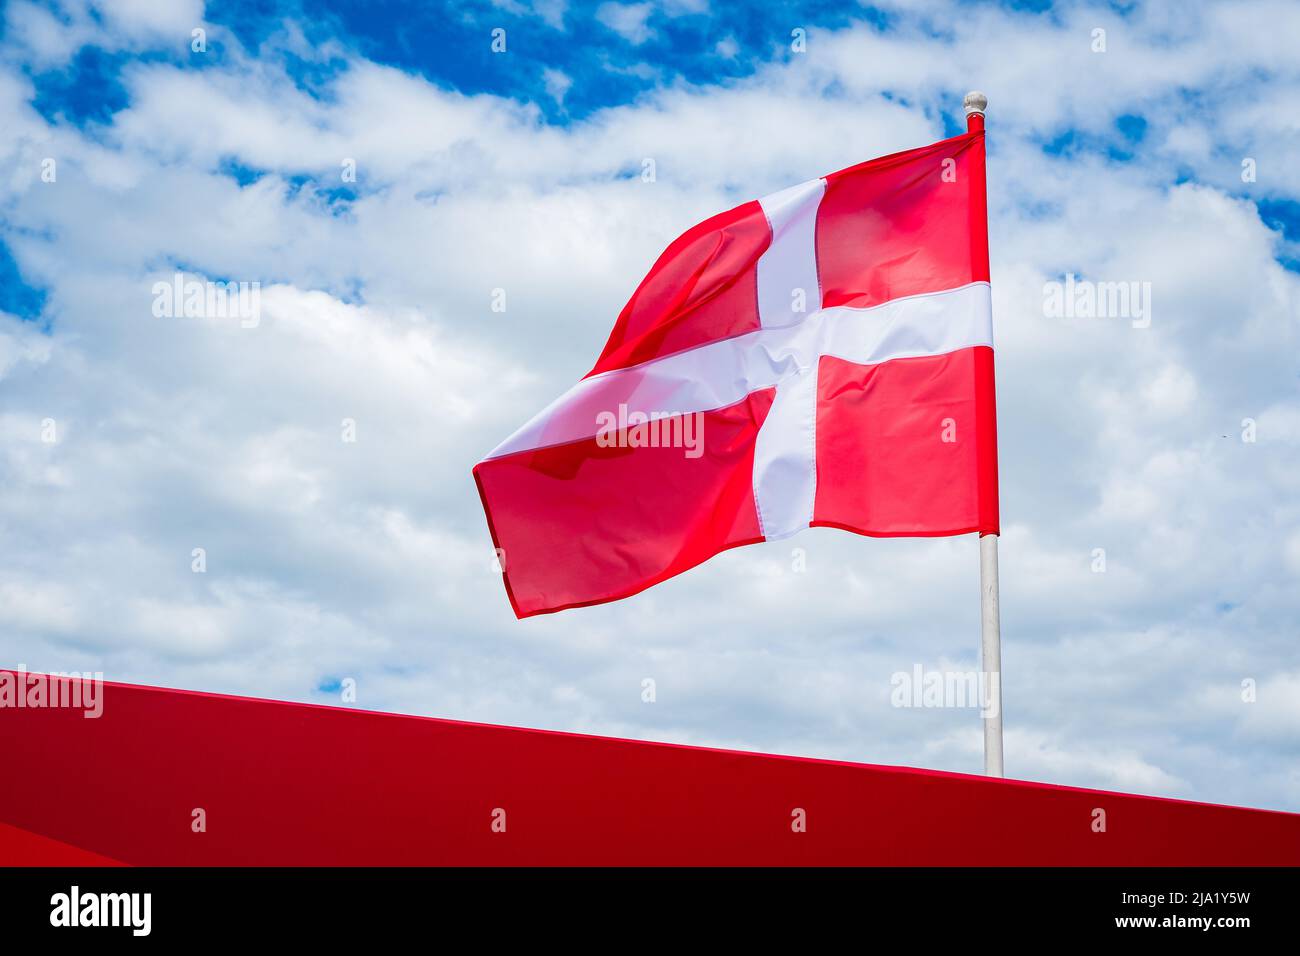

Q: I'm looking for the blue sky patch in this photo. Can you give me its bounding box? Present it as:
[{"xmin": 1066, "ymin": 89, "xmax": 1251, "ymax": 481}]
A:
[
  {"xmin": 30, "ymin": 46, "xmax": 132, "ymax": 125},
  {"xmin": 0, "ymin": 240, "xmax": 47, "ymax": 321},
  {"xmin": 1257, "ymin": 199, "xmax": 1300, "ymax": 244}
]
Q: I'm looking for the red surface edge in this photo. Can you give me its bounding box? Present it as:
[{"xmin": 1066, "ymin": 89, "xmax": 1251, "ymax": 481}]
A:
[{"xmin": 2, "ymin": 670, "xmax": 1297, "ymax": 866}]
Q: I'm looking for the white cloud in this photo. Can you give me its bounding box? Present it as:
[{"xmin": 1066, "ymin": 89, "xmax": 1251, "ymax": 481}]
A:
[
  {"xmin": 491, "ymin": 0, "xmax": 568, "ymax": 30},
  {"xmin": 542, "ymin": 66, "xmax": 573, "ymax": 105},
  {"xmin": 2, "ymin": 0, "xmax": 207, "ymax": 67},
  {"xmin": 100, "ymin": 0, "xmax": 205, "ymax": 41},
  {"xmin": 596, "ymin": 2, "xmax": 655, "ymax": 45},
  {"xmin": 714, "ymin": 35, "xmax": 739, "ymax": 60}
]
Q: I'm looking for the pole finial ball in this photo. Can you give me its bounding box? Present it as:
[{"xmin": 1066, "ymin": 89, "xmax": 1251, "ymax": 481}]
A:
[{"xmin": 963, "ymin": 91, "xmax": 988, "ymax": 116}]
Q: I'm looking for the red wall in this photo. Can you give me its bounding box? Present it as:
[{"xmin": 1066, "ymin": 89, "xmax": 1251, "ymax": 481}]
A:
[{"xmin": 2, "ymin": 671, "xmax": 1297, "ymax": 866}]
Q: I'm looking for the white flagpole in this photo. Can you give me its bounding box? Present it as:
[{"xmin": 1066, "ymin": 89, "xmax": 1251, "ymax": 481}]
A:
[
  {"xmin": 980, "ymin": 532, "xmax": 1004, "ymax": 776},
  {"xmin": 963, "ymin": 90, "xmax": 1004, "ymax": 778}
]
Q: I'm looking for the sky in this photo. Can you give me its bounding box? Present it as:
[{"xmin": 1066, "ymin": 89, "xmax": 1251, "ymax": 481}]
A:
[{"xmin": 1, "ymin": 0, "xmax": 1299, "ymax": 811}]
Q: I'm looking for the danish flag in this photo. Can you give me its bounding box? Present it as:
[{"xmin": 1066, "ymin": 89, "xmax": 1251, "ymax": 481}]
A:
[{"xmin": 474, "ymin": 127, "xmax": 999, "ymax": 618}]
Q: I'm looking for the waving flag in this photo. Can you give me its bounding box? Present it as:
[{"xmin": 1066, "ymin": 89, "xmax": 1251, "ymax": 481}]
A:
[{"xmin": 474, "ymin": 126, "xmax": 998, "ymax": 618}]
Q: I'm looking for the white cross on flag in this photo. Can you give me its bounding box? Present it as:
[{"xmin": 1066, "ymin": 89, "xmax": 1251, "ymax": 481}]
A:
[{"xmin": 474, "ymin": 128, "xmax": 1000, "ymax": 617}]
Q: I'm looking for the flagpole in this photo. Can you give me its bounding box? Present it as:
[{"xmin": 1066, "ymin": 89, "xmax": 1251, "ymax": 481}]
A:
[
  {"xmin": 964, "ymin": 90, "xmax": 1004, "ymax": 778},
  {"xmin": 979, "ymin": 532, "xmax": 1004, "ymax": 776}
]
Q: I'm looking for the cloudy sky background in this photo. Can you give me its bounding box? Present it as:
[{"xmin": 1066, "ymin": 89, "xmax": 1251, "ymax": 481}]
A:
[{"xmin": 1, "ymin": 0, "xmax": 1298, "ymax": 810}]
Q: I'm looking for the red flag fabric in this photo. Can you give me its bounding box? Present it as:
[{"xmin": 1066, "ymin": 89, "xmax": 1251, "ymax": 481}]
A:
[{"xmin": 474, "ymin": 131, "xmax": 999, "ymax": 618}]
